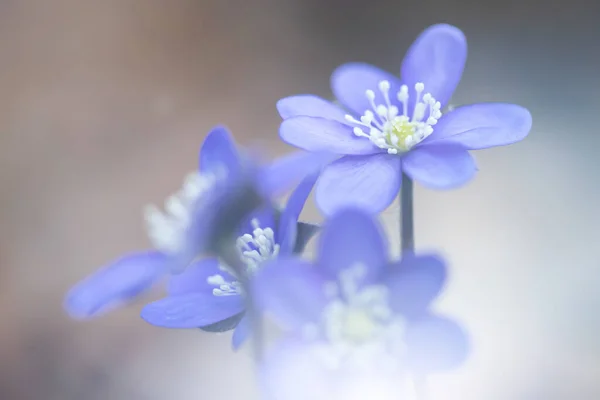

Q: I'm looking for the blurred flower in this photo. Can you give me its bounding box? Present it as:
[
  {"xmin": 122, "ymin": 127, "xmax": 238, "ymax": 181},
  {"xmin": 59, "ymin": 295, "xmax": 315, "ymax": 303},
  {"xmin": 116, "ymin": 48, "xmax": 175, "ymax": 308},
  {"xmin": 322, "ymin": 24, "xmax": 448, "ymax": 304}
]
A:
[
  {"xmin": 254, "ymin": 208, "xmax": 468, "ymax": 399},
  {"xmin": 278, "ymin": 23, "xmax": 532, "ymax": 215},
  {"xmin": 140, "ymin": 172, "xmax": 319, "ymax": 349},
  {"xmin": 65, "ymin": 126, "xmax": 330, "ymax": 320}
]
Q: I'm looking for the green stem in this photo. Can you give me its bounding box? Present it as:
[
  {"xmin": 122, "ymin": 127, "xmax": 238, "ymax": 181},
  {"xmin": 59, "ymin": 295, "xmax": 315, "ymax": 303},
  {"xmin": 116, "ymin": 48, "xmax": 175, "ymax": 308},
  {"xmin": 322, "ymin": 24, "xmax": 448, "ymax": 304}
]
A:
[{"xmin": 400, "ymin": 173, "xmax": 414, "ymax": 253}]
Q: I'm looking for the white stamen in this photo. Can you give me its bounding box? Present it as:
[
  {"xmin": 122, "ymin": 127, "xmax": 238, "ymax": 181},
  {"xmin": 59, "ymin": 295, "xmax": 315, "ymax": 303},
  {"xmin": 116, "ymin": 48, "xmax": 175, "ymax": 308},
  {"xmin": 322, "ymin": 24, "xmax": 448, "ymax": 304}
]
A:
[
  {"xmin": 144, "ymin": 170, "xmax": 221, "ymax": 254},
  {"xmin": 207, "ymin": 218, "xmax": 281, "ymax": 298},
  {"xmin": 350, "ymin": 81, "xmax": 442, "ymax": 153}
]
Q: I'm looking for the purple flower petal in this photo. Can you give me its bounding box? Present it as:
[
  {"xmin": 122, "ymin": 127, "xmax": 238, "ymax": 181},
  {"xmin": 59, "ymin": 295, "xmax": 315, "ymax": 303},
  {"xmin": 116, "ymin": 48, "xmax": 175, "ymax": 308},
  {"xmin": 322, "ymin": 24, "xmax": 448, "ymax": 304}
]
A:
[
  {"xmin": 65, "ymin": 251, "xmax": 167, "ymax": 319},
  {"xmin": 422, "ymin": 103, "xmax": 533, "ymax": 149},
  {"xmin": 168, "ymin": 257, "xmax": 234, "ymax": 296},
  {"xmin": 315, "ymin": 154, "xmax": 401, "ymax": 216},
  {"xmin": 317, "ymin": 208, "xmax": 388, "ymax": 285},
  {"xmin": 402, "ymin": 144, "xmax": 476, "ymax": 189},
  {"xmin": 277, "ymin": 171, "xmax": 319, "ymax": 254},
  {"xmin": 277, "ymin": 95, "xmax": 349, "ymax": 124},
  {"xmin": 280, "ymin": 116, "xmax": 379, "ymax": 155},
  {"xmin": 141, "ymin": 292, "xmax": 245, "ymax": 328},
  {"xmin": 232, "ymin": 314, "xmax": 251, "ymax": 350},
  {"xmin": 385, "ymin": 254, "xmax": 446, "ymax": 318},
  {"xmin": 331, "ymin": 63, "xmax": 403, "ymax": 117},
  {"xmin": 253, "ymin": 257, "xmax": 328, "ymax": 330},
  {"xmin": 260, "ymin": 150, "xmax": 337, "ymax": 198},
  {"xmin": 405, "ymin": 314, "xmax": 469, "ymax": 373},
  {"xmin": 199, "ymin": 125, "xmax": 241, "ymax": 173},
  {"xmin": 401, "ymin": 24, "xmax": 467, "ymax": 108}
]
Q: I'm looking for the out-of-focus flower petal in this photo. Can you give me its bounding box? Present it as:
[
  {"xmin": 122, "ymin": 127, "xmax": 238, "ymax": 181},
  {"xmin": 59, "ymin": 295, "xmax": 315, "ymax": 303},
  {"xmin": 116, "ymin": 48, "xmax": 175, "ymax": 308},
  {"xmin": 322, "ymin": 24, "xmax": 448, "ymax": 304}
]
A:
[
  {"xmin": 317, "ymin": 208, "xmax": 388, "ymax": 285},
  {"xmin": 331, "ymin": 62, "xmax": 403, "ymax": 117},
  {"xmin": 405, "ymin": 314, "xmax": 469, "ymax": 373},
  {"xmin": 278, "ymin": 171, "xmax": 319, "ymax": 254},
  {"xmin": 401, "ymin": 24, "xmax": 467, "ymax": 108},
  {"xmin": 141, "ymin": 292, "xmax": 245, "ymax": 328},
  {"xmin": 239, "ymin": 204, "xmax": 277, "ymax": 239},
  {"xmin": 168, "ymin": 257, "xmax": 233, "ymax": 296},
  {"xmin": 199, "ymin": 125, "xmax": 241, "ymax": 173},
  {"xmin": 232, "ymin": 314, "xmax": 251, "ymax": 350},
  {"xmin": 315, "ymin": 154, "xmax": 401, "ymax": 216},
  {"xmin": 277, "ymin": 95, "xmax": 349, "ymax": 123},
  {"xmin": 260, "ymin": 150, "xmax": 337, "ymax": 198},
  {"xmin": 253, "ymin": 257, "xmax": 328, "ymax": 330},
  {"xmin": 280, "ymin": 117, "xmax": 380, "ymax": 155},
  {"xmin": 402, "ymin": 144, "xmax": 477, "ymax": 189},
  {"xmin": 422, "ymin": 103, "xmax": 532, "ymax": 149},
  {"xmin": 385, "ymin": 254, "xmax": 447, "ymax": 318},
  {"xmin": 65, "ymin": 251, "xmax": 166, "ymax": 319}
]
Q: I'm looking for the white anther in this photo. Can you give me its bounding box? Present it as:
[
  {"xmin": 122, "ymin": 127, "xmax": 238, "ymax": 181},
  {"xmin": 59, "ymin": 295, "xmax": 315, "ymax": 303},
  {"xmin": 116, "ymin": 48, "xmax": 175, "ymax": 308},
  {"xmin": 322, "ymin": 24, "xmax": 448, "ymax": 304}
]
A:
[
  {"xmin": 347, "ymin": 80, "xmax": 442, "ymax": 153},
  {"xmin": 144, "ymin": 170, "xmax": 220, "ymax": 254}
]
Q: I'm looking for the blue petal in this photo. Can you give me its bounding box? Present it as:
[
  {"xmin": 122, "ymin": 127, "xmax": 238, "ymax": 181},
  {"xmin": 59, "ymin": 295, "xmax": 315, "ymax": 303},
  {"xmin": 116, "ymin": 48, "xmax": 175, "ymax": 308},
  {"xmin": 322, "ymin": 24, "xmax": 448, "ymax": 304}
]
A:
[
  {"xmin": 277, "ymin": 95, "xmax": 349, "ymax": 124},
  {"xmin": 317, "ymin": 208, "xmax": 388, "ymax": 286},
  {"xmin": 253, "ymin": 258, "xmax": 328, "ymax": 330},
  {"xmin": 406, "ymin": 314, "xmax": 470, "ymax": 373},
  {"xmin": 65, "ymin": 251, "xmax": 167, "ymax": 319},
  {"xmin": 278, "ymin": 171, "xmax": 319, "ymax": 254},
  {"xmin": 168, "ymin": 257, "xmax": 234, "ymax": 296},
  {"xmin": 384, "ymin": 254, "xmax": 447, "ymax": 318},
  {"xmin": 280, "ymin": 116, "xmax": 380, "ymax": 155},
  {"xmin": 232, "ymin": 314, "xmax": 251, "ymax": 350},
  {"xmin": 199, "ymin": 125, "xmax": 241, "ymax": 173},
  {"xmin": 402, "ymin": 144, "xmax": 477, "ymax": 190},
  {"xmin": 422, "ymin": 103, "xmax": 532, "ymax": 149},
  {"xmin": 401, "ymin": 24, "xmax": 467, "ymax": 108},
  {"xmin": 315, "ymin": 154, "xmax": 402, "ymax": 216},
  {"xmin": 141, "ymin": 292, "xmax": 245, "ymax": 328},
  {"xmin": 259, "ymin": 150, "xmax": 337, "ymax": 198},
  {"xmin": 331, "ymin": 63, "xmax": 403, "ymax": 117}
]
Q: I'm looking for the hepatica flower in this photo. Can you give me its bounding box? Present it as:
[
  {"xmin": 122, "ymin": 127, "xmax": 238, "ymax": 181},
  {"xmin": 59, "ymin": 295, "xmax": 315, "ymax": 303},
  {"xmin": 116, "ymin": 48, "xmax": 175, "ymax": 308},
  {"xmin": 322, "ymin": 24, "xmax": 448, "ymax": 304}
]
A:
[
  {"xmin": 278, "ymin": 23, "xmax": 532, "ymax": 215},
  {"xmin": 140, "ymin": 172, "xmax": 319, "ymax": 349},
  {"xmin": 65, "ymin": 125, "xmax": 327, "ymax": 322},
  {"xmin": 254, "ymin": 208, "xmax": 468, "ymax": 399}
]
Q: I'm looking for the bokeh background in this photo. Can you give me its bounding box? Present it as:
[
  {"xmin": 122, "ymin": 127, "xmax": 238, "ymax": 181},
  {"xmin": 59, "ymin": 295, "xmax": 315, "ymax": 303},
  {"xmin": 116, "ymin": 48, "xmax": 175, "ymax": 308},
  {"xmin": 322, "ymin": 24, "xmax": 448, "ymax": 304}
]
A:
[{"xmin": 1, "ymin": 0, "xmax": 599, "ymax": 399}]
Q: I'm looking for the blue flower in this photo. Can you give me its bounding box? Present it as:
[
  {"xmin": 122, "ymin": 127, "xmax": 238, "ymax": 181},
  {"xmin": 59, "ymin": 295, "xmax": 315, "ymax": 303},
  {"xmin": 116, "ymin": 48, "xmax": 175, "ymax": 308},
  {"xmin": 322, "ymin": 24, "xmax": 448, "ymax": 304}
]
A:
[
  {"xmin": 64, "ymin": 125, "xmax": 329, "ymax": 321},
  {"xmin": 140, "ymin": 172, "xmax": 319, "ymax": 350},
  {"xmin": 253, "ymin": 208, "xmax": 468, "ymax": 398},
  {"xmin": 277, "ymin": 23, "xmax": 532, "ymax": 215}
]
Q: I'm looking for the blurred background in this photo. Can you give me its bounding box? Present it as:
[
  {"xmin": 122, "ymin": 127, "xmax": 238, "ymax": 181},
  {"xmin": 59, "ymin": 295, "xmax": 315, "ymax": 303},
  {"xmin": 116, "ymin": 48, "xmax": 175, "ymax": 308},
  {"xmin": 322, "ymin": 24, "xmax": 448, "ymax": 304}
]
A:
[{"xmin": 1, "ymin": 0, "xmax": 599, "ymax": 399}]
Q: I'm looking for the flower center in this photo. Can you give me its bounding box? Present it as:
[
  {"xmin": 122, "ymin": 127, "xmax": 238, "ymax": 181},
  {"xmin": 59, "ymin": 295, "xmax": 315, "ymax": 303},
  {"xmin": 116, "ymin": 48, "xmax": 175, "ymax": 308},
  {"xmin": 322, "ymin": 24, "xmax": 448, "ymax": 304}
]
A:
[
  {"xmin": 208, "ymin": 218, "xmax": 280, "ymax": 297},
  {"xmin": 317, "ymin": 265, "xmax": 405, "ymax": 350},
  {"xmin": 345, "ymin": 81, "xmax": 442, "ymax": 154},
  {"xmin": 144, "ymin": 170, "xmax": 220, "ymax": 254}
]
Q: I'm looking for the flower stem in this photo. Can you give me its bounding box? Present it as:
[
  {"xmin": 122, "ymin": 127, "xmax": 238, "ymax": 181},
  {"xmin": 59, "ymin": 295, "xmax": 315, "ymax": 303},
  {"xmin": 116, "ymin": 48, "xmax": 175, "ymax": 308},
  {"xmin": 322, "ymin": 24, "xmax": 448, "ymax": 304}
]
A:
[{"xmin": 400, "ymin": 172, "xmax": 414, "ymax": 254}]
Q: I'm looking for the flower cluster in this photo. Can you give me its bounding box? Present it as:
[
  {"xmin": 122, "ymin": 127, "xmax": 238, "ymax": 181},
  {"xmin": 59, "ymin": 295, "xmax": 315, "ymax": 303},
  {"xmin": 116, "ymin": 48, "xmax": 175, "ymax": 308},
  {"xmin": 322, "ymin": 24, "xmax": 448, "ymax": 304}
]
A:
[{"xmin": 64, "ymin": 23, "xmax": 531, "ymax": 399}]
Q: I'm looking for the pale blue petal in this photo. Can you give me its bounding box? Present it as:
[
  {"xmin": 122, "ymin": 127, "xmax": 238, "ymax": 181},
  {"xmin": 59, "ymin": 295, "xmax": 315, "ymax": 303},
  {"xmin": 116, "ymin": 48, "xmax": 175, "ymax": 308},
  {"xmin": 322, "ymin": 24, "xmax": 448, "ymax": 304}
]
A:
[
  {"xmin": 278, "ymin": 171, "xmax": 319, "ymax": 254},
  {"xmin": 406, "ymin": 314, "xmax": 470, "ymax": 373},
  {"xmin": 65, "ymin": 251, "xmax": 166, "ymax": 319},
  {"xmin": 277, "ymin": 95, "xmax": 349, "ymax": 124},
  {"xmin": 280, "ymin": 116, "xmax": 380, "ymax": 155},
  {"xmin": 384, "ymin": 254, "xmax": 447, "ymax": 318},
  {"xmin": 422, "ymin": 103, "xmax": 532, "ymax": 149},
  {"xmin": 199, "ymin": 125, "xmax": 241, "ymax": 173},
  {"xmin": 317, "ymin": 208, "xmax": 388, "ymax": 286},
  {"xmin": 253, "ymin": 258, "xmax": 327, "ymax": 330},
  {"xmin": 232, "ymin": 314, "xmax": 251, "ymax": 350},
  {"xmin": 141, "ymin": 292, "xmax": 245, "ymax": 328},
  {"xmin": 315, "ymin": 154, "xmax": 401, "ymax": 216},
  {"xmin": 401, "ymin": 24, "xmax": 467, "ymax": 108},
  {"xmin": 402, "ymin": 144, "xmax": 477, "ymax": 189},
  {"xmin": 331, "ymin": 63, "xmax": 403, "ymax": 117},
  {"xmin": 168, "ymin": 257, "xmax": 234, "ymax": 296}
]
